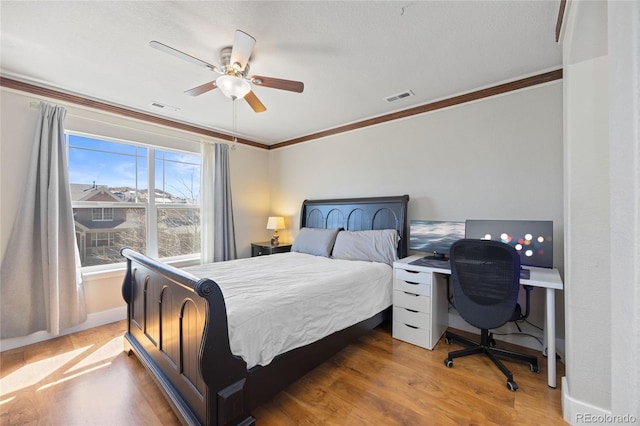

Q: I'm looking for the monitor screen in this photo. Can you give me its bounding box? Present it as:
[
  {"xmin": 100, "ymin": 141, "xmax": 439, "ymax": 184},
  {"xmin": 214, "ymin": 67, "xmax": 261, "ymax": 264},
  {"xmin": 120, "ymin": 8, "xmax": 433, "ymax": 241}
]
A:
[
  {"xmin": 409, "ymin": 220, "xmax": 466, "ymax": 260},
  {"xmin": 465, "ymin": 220, "xmax": 553, "ymax": 268}
]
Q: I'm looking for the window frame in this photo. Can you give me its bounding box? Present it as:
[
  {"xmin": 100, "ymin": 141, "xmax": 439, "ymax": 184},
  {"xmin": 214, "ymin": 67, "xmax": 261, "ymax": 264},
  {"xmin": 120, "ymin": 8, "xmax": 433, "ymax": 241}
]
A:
[{"xmin": 66, "ymin": 131, "xmax": 202, "ymax": 272}]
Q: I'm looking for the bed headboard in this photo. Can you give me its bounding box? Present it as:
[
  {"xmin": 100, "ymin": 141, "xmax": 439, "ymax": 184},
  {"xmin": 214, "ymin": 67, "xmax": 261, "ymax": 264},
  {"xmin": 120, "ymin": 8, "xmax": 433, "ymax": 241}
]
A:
[{"xmin": 299, "ymin": 195, "xmax": 410, "ymax": 259}]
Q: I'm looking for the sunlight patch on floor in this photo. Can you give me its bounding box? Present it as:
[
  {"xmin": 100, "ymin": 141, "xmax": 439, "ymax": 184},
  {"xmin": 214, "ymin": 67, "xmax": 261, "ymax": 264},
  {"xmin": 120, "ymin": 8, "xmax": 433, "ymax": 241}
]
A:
[
  {"xmin": 0, "ymin": 346, "xmax": 92, "ymax": 395},
  {"xmin": 65, "ymin": 336, "xmax": 122, "ymax": 374},
  {"xmin": 1, "ymin": 335, "xmax": 124, "ymax": 398},
  {"xmin": 37, "ymin": 362, "xmax": 112, "ymax": 391},
  {"xmin": 0, "ymin": 396, "xmax": 16, "ymax": 405}
]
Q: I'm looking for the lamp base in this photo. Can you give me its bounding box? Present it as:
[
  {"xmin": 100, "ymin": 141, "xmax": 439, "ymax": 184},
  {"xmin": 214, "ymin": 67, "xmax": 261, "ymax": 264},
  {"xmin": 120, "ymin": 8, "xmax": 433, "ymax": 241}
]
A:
[{"xmin": 270, "ymin": 235, "xmax": 280, "ymax": 246}]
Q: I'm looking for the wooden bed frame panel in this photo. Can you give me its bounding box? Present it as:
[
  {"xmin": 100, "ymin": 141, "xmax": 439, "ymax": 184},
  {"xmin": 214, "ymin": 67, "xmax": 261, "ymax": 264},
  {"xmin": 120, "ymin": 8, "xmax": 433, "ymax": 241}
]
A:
[{"xmin": 121, "ymin": 195, "xmax": 409, "ymax": 425}]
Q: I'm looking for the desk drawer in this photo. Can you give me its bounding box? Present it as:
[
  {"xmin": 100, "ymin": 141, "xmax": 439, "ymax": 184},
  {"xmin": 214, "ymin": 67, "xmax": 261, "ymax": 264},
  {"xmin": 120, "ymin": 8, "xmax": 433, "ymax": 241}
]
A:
[
  {"xmin": 394, "ymin": 279, "xmax": 431, "ymax": 296},
  {"xmin": 393, "ymin": 320, "xmax": 431, "ymax": 349},
  {"xmin": 395, "ymin": 268, "xmax": 432, "ymax": 285},
  {"xmin": 393, "ymin": 306, "xmax": 430, "ymax": 328},
  {"xmin": 393, "ymin": 290, "xmax": 431, "ymax": 312}
]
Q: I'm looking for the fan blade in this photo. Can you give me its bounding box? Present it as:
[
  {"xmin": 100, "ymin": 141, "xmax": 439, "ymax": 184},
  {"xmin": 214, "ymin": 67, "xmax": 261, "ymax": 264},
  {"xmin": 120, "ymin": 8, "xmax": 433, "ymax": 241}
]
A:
[
  {"xmin": 244, "ymin": 91, "xmax": 266, "ymax": 113},
  {"xmin": 184, "ymin": 80, "xmax": 218, "ymax": 96},
  {"xmin": 150, "ymin": 41, "xmax": 220, "ymax": 72},
  {"xmin": 251, "ymin": 75, "xmax": 304, "ymax": 93},
  {"xmin": 230, "ymin": 30, "xmax": 256, "ymax": 71}
]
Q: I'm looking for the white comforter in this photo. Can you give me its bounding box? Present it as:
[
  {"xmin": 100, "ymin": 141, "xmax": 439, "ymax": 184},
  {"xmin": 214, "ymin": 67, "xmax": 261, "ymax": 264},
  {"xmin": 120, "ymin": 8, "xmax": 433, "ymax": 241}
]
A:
[{"xmin": 184, "ymin": 252, "xmax": 392, "ymax": 368}]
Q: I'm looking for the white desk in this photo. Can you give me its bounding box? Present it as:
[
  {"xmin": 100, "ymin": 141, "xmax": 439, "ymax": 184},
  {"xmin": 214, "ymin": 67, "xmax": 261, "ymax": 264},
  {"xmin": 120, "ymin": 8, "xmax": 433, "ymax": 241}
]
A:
[{"xmin": 393, "ymin": 255, "xmax": 564, "ymax": 388}]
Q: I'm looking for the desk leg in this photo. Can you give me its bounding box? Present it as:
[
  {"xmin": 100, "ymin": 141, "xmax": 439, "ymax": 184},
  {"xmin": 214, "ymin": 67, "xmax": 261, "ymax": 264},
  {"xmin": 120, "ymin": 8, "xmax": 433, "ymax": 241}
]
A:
[{"xmin": 546, "ymin": 288, "xmax": 556, "ymax": 388}]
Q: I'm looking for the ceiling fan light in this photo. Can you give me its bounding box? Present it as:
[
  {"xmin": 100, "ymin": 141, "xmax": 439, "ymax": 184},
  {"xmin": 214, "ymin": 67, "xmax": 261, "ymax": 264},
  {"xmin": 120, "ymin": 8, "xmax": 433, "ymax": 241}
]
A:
[{"xmin": 216, "ymin": 75, "xmax": 251, "ymax": 100}]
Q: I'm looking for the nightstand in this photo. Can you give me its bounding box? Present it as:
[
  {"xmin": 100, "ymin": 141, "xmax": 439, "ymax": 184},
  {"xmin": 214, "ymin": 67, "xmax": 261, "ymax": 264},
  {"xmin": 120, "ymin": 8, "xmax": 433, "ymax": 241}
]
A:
[
  {"xmin": 392, "ymin": 256, "xmax": 449, "ymax": 350},
  {"xmin": 251, "ymin": 241, "xmax": 292, "ymax": 257}
]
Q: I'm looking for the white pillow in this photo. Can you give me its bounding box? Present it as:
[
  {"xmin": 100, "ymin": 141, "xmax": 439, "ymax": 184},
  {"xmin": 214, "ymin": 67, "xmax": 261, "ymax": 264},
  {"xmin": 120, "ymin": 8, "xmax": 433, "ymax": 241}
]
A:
[
  {"xmin": 291, "ymin": 227, "xmax": 341, "ymax": 257},
  {"xmin": 331, "ymin": 229, "xmax": 399, "ymax": 265}
]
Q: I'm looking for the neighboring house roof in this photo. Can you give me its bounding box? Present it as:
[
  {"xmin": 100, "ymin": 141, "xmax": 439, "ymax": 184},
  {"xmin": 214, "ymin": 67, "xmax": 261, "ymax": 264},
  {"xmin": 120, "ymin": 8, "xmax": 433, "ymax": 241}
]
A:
[
  {"xmin": 70, "ymin": 183, "xmax": 122, "ymax": 202},
  {"xmin": 74, "ymin": 218, "xmax": 139, "ymax": 232}
]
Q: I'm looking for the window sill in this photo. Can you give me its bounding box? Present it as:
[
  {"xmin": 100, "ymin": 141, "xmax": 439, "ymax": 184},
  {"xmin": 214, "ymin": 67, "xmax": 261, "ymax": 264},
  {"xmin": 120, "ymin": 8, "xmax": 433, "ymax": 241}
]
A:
[{"xmin": 82, "ymin": 254, "xmax": 201, "ymax": 280}]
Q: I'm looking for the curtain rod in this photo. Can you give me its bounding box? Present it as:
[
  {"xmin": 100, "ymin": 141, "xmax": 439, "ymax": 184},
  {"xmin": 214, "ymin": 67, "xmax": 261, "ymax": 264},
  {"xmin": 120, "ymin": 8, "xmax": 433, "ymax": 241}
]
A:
[{"xmin": 28, "ymin": 101, "xmax": 233, "ymax": 149}]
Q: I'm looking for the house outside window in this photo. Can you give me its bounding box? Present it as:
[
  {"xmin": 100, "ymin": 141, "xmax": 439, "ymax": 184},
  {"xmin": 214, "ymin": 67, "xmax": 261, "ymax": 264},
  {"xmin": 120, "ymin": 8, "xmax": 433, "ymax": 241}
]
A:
[{"xmin": 67, "ymin": 133, "xmax": 201, "ymax": 268}]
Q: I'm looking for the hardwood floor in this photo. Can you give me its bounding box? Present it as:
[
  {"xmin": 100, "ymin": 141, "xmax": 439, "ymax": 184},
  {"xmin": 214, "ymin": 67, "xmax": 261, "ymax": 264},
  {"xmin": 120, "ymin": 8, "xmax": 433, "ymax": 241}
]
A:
[{"xmin": 0, "ymin": 320, "xmax": 566, "ymax": 425}]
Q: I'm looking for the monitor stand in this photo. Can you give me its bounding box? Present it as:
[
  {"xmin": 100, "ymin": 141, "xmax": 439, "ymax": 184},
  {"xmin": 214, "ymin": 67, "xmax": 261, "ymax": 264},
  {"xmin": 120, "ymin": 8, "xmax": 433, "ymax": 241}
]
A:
[
  {"xmin": 409, "ymin": 253, "xmax": 450, "ymax": 268},
  {"xmin": 424, "ymin": 252, "xmax": 447, "ymax": 261}
]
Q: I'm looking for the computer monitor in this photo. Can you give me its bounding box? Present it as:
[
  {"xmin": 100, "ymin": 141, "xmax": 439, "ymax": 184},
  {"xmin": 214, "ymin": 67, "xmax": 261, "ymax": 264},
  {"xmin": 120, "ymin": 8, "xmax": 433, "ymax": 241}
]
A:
[
  {"xmin": 409, "ymin": 220, "xmax": 466, "ymax": 260},
  {"xmin": 465, "ymin": 220, "xmax": 553, "ymax": 268}
]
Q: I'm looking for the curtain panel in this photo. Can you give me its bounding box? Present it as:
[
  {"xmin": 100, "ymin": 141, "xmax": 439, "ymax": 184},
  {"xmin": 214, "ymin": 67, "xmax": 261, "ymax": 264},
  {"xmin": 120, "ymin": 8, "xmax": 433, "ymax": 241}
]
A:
[
  {"xmin": 200, "ymin": 142, "xmax": 237, "ymax": 263},
  {"xmin": 0, "ymin": 103, "xmax": 86, "ymax": 339}
]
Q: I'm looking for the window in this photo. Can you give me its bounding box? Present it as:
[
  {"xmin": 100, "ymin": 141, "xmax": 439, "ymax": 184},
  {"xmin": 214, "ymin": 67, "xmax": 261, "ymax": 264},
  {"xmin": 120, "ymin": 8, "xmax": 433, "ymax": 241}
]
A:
[
  {"xmin": 92, "ymin": 208, "xmax": 114, "ymax": 221},
  {"xmin": 67, "ymin": 133, "xmax": 201, "ymax": 268},
  {"xmin": 91, "ymin": 232, "xmax": 114, "ymax": 247}
]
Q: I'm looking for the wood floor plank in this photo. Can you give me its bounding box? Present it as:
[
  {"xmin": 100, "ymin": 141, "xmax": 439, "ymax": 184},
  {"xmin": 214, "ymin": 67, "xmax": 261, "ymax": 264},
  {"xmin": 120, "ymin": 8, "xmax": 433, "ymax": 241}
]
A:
[{"xmin": 1, "ymin": 320, "xmax": 566, "ymax": 425}]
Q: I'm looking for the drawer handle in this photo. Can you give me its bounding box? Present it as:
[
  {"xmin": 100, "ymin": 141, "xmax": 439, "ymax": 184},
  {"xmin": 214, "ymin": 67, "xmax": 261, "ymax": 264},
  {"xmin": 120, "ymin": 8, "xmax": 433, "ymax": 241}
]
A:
[
  {"xmin": 404, "ymin": 308, "xmax": 419, "ymax": 313},
  {"xmin": 405, "ymin": 270, "xmax": 420, "ymax": 274},
  {"xmin": 405, "ymin": 281, "xmax": 420, "ymax": 285},
  {"xmin": 403, "ymin": 291, "xmax": 419, "ymax": 297},
  {"xmin": 404, "ymin": 324, "xmax": 419, "ymax": 329}
]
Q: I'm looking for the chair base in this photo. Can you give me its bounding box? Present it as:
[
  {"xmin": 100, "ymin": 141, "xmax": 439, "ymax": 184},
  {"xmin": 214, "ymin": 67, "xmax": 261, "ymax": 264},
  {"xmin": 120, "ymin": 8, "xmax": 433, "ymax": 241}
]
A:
[{"xmin": 444, "ymin": 329, "xmax": 539, "ymax": 391}]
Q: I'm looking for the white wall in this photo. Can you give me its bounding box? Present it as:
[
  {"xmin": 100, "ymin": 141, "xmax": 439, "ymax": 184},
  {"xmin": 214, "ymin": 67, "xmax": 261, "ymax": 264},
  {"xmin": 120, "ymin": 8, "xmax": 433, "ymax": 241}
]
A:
[
  {"xmin": 563, "ymin": 54, "xmax": 611, "ymax": 412},
  {"xmin": 0, "ymin": 88, "xmax": 270, "ymax": 350},
  {"xmin": 269, "ymin": 82, "xmax": 565, "ymax": 350},
  {"xmin": 608, "ymin": 0, "xmax": 640, "ymax": 420},
  {"xmin": 561, "ymin": 0, "xmax": 640, "ymax": 423}
]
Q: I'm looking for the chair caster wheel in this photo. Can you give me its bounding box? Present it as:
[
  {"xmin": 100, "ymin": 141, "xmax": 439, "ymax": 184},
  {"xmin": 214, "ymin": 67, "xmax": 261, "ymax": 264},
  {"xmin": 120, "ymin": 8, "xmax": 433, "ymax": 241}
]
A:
[
  {"xmin": 507, "ymin": 380, "xmax": 518, "ymax": 391},
  {"xmin": 444, "ymin": 358, "xmax": 453, "ymax": 368},
  {"xmin": 530, "ymin": 363, "xmax": 540, "ymax": 373}
]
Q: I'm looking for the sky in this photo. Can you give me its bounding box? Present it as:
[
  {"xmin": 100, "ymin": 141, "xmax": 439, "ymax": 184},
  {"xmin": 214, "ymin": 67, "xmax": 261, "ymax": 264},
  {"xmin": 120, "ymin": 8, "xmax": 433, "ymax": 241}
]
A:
[{"xmin": 67, "ymin": 134, "xmax": 201, "ymax": 201}]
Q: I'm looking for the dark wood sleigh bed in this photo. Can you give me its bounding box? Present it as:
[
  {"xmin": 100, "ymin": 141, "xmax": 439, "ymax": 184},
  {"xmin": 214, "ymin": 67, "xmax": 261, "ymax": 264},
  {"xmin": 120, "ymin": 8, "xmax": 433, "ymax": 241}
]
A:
[{"xmin": 120, "ymin": 195, "xmax": 409, "ymax": 425}]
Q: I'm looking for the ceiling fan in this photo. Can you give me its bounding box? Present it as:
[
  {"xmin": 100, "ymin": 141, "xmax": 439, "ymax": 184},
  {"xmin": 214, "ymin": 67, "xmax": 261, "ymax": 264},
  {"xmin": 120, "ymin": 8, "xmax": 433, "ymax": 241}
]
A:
[{"xmin": 150, "ymin": 30, "xmax": 304, "ymax": 113}]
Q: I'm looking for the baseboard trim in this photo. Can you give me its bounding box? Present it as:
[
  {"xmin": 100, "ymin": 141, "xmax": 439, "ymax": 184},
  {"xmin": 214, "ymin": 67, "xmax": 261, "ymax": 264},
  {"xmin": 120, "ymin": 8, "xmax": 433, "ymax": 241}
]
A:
[
  {"xmin": 0, "ymin": 306, "xmax": 127, "ymax": 352},
  {"xmin": 562, "ymin": 376, "xmax": 613, "ymax": 425}
]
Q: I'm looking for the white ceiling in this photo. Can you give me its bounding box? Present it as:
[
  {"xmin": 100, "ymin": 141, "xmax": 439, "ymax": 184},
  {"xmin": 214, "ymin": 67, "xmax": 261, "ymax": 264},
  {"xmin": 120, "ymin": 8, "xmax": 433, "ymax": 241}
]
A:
[{"xmin": 0, "ymin": 1, "xmax": 562, "ymax": 146}]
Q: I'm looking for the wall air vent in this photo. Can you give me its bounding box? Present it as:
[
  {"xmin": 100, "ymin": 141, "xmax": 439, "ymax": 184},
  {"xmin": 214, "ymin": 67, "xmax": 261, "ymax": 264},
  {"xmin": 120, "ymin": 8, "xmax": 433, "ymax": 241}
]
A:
[{"xmin": 384, "ymin": 90, "xmax": 415, "ymax": 103}]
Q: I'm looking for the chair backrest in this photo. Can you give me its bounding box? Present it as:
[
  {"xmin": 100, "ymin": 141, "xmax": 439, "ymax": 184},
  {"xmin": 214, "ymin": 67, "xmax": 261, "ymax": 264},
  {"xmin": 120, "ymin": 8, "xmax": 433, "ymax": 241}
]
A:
[{"xmin": 450, "ymin": 239, "xmax": 521, "ymax": 330}]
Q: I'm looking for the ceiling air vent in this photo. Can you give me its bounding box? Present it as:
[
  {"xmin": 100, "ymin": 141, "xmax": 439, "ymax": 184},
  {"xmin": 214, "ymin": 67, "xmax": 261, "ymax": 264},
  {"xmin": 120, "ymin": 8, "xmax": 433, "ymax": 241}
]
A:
[
  {"xmin": 384, "ymin": 90, "xmax": 414, "ymax": 103},
  {"xmin": 151, "ymin": 101, "xmax": 180, "ymax": 111}
]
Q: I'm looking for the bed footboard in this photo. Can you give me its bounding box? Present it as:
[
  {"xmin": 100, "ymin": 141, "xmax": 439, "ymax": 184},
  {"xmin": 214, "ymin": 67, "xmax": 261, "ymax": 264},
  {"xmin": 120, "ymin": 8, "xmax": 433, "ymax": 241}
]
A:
[{"xmin": 121, "ymin": 248, "xmax": 254, "ymax": 426}]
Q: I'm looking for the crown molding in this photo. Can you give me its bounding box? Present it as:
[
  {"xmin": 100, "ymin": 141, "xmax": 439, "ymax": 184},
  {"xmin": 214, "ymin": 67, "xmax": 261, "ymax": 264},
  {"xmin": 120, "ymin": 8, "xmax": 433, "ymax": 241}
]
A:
[{"xmin": 2, "ymin": 70, "xmax": 563, "ymax": 151}]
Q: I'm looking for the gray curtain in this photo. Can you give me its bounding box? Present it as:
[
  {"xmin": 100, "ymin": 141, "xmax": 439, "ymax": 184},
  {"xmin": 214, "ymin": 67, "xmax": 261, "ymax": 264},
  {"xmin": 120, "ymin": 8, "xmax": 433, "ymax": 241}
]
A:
[
  {"xmin": 213, "ymin": 143, "xmax": 237, "ymax": 261},
  {"xmin": 201, "ymin": 143, "xmax": 237, "ymax": 263},
  {"xmin": 0, "ymin": 103, "xmax": 86, "ymax": 339}
]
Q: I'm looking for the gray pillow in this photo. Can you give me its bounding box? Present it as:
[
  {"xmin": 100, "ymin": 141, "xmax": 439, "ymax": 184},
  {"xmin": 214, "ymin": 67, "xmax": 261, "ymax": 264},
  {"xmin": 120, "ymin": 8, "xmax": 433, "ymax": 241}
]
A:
[
  {"xmin": 291, "ymin": 227, "xmax": 341, "ymax": 257},
  {"xmin": 331, "ymin": 229, "xmax": 399, "ymax": 265}
]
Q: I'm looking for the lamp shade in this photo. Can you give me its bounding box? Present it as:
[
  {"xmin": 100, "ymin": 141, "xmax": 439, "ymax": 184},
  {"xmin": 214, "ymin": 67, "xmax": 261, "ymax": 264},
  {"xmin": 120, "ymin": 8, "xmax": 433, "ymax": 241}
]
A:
[
  {"xmin": 216, "ymin": 75, "xmax": 251, "ymax": 99},
  {"xmin": 266, "ymin": 216, "xmax": 285, "ymax": 230}
]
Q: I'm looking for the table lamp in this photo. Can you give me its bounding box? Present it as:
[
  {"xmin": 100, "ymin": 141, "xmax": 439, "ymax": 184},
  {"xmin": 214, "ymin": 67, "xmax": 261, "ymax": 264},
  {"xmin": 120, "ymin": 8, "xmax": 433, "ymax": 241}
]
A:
[{"xmin": 266, "ymin": 216, "xmax": 285, "ymax": 245}]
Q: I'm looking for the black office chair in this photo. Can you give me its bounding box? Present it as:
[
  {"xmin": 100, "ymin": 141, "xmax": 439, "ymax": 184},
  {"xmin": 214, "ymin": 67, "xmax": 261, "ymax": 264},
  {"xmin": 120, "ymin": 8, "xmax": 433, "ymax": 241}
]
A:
[{"xmin": 443, "ymin": 239, "xmax": 539, "ymax": 391}]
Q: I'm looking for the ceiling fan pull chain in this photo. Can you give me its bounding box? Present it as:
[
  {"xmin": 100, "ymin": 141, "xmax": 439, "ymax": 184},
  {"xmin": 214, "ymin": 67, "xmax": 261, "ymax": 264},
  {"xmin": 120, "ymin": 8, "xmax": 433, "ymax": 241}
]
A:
[{"xmin": 231, "ymin": 99, "xmax": 238, "ymax": 150}]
